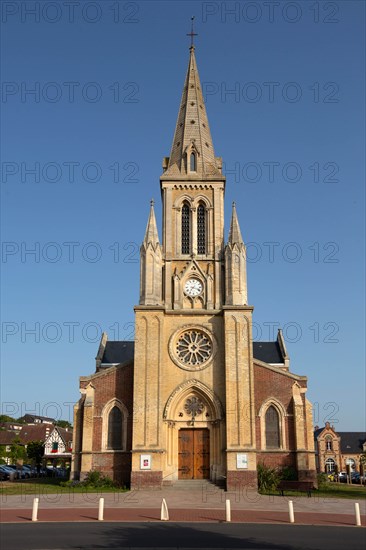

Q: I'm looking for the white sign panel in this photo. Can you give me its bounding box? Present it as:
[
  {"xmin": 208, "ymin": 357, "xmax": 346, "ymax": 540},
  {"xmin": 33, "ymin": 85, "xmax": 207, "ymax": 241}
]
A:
[
  {"xmin": 140, "ymin": 454, "xmax": 151, "ymax": 470},
  {"xmin": 236, "ymin": 453, "xmax": 248, "ymax": 469}
]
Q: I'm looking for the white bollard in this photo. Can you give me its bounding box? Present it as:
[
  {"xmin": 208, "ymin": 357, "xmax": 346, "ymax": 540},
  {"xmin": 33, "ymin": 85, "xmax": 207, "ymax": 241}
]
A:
[
  {"xmin": 161, "ymin": 498, "xmax": 169, "ymax": 521},
  {"xmin": 98, "ymin": 497, "xmax": 104, "ymax": 521},
  {"xmin": 225, "ymin": 499, "xmax": 231, "ymax": 522},
  {"xmin": 32, "ymin": 497, "xmax": 39, "ymax": 522},
  {"xmin": 355, "ymin": 502, "xmax": 361, "ymax": 527},
  {"xmin": 288, "ymin": 500, "xmax": 295, "ymax": 524}
]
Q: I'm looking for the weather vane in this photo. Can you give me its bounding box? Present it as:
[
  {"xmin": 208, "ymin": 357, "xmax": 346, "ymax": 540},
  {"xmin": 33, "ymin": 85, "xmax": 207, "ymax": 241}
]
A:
[{"xmin": 186, "ymin": 16, "xmax": 198, "ymax": 48}]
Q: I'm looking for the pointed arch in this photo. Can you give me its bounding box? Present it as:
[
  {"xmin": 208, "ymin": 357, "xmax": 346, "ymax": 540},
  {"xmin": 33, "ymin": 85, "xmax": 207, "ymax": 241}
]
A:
[
  {"xmin": 181, "ymin": 202, "xmax": 191, "ymax": 254},
  {"xmin": 197, "ymin": 202, "xmax": 206, "ymax": 254},
  {"xmin": 163, "ymin": 379, "xmax": 223, "ymax": 421},
  {"xmin": 101, "ymin": 399, "xmax": 128, "ymax": 451},
  {"xmin": 258, "ymin": 398, "xmax": 287, "ymax": 450}
]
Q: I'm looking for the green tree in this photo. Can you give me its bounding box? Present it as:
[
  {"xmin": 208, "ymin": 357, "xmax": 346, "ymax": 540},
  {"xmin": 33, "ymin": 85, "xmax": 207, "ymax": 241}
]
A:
[
  {"xmin": 7, "ymin": 437, "xmax": 27, "ymax": 464},
  {"xmin": 27, "ymin": 441, "xmax": 44, "ymax": 466},
  {"xmin": 0, "ymin": 415, "xmax": 16, "ymax": 423},
  {"xmin": 55, "ymin": 420, "xmax": 72, "ymax": 429}
]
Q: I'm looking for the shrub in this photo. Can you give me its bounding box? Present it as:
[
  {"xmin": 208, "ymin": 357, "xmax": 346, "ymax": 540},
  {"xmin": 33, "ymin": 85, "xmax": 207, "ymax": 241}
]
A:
[
  {"xmin": 83, "ymin": 470, "xmax": 117, "ymax": 488},
  {"xmin": 257, "ymin": 463, "xmax": 280, "ymax": 492}
]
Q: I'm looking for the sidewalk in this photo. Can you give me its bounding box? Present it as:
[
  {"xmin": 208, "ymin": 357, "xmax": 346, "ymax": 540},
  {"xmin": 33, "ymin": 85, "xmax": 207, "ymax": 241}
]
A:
[{"xmin": 1, "ymin": 488, "xmax": 365, "ymax": 526}]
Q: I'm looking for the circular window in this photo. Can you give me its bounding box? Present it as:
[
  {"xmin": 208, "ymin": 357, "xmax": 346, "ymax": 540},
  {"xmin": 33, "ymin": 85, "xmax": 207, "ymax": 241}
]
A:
[{"xmin": 169, "ymin": 326, "xmax": 215, "ymax": 371}]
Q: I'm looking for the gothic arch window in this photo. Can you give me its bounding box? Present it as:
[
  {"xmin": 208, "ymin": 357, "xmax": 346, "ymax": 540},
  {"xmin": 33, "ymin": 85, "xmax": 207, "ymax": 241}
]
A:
[
  {"xmin": 181, "ymin": 203, "xmax": 190, "ymax": 254},
  {"xmin": 197, "ymin": 203, "xmax": 206, "ymax": 254},
  {"xmin": 107, "ymin": 406, "xmax": 122, "ymax": 450},
  {"xmin": 190, "ymin": 152, "xmax": 197, "ymax": 172},
  {"xmin": 325, "ymin": 458, "xmax": 335, "ymax": 473},
  {"xmin": 102, "ymin": 399, "xmax": 128, "ymax": 452},
  {"xmin": 325, "ymin": 435, "xmax": 333, "ymax": 451},
  {"xmin": 265, "ymin": 405, "xmax": 280, "ymax": 449}
]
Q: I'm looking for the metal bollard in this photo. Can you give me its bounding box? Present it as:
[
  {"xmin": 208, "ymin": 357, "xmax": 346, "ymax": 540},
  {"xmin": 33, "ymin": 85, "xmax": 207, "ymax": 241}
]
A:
[
  {"xmin": 98, "ymin": 497, "xmax": 104, "ymax": 521},
  {"xmin": 288, "ymin": 500, "xmax": 295, "ymax": 523},
  {"xmin": 225, "ymin": 499, "xmax": 231, "ymax": 522},
  {"xmin": 32, "ymin": 497, "xmax": 39, "ymax": 522}
]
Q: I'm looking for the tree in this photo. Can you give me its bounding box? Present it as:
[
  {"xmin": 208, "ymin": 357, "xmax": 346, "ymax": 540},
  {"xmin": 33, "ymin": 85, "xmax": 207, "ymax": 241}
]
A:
[
  {"xmin": 7, "ymin": 437, "xmax": 27, "ymax": 464},
  {"xmin": 0, "ymin": 415, "xmax": 16, "ymax": 423},
  {"xmin": 55, "ymin": 420, "xmax": 72, "ymax": 429},
  {"xmin": 27, "ymin": 441, "xmax": 44, "ymax": 466}
]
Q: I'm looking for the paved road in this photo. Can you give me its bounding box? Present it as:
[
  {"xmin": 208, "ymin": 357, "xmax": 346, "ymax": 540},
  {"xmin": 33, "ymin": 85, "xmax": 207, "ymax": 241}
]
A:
[{"xmin": 1, "ymin": 523, "xmax": 365, "ymax": 550}]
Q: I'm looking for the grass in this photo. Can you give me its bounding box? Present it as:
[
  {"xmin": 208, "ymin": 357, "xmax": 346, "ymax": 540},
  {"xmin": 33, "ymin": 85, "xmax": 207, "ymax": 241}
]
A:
[
  {"xmin": 0, "ymin": 477, "xmax": 128, "ymax": 496},
  {"xmin": 260, "ymin": 482, "xmax": 366, "ymax": 499}
]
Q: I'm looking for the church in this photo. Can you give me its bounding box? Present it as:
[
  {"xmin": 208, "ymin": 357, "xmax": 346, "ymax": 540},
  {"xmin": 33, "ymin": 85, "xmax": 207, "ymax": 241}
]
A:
[{"xmin": 71, "ymin": 44, "xmax": 316, "ymax": 490}]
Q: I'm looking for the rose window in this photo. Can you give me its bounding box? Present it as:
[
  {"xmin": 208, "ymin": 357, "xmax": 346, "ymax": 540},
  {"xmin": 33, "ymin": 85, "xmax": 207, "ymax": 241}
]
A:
[
  {"xmin": 175, "ymin": 330, "xmax": 212, "ymax": 366},
  {"xmin": 184, "ymin": 396, "xmax": 205, "ymax": 418}
]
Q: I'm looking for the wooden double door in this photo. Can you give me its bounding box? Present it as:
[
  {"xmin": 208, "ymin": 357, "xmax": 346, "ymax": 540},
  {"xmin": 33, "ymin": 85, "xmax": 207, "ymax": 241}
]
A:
[{"xmin": 178, "ymin": 428, "xmax": 210, "ymax": 479}]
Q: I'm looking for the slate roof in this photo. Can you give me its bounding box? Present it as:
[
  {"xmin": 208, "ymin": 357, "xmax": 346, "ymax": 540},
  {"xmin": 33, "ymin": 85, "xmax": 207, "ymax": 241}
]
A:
[
  {"xmin": 337, "ymin": 432, "xmax": 366, "ymax": 454},
  {"xmin": 101, "ymin": 341, "xmax": 283, "ymax": 365},
  {"xmin": 101, "ymin": 341, "xmax": 135, "ymax": 364},
  {"xmin": 253, "ymin": 341, "xmax": 284, "ymax": 364}
]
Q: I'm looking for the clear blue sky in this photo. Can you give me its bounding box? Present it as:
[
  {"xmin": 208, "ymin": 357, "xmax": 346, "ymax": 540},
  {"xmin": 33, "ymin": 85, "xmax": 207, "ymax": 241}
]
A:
[{"xmin": 1, "ymin": 1, "xmax": 365, "ymax": 431}]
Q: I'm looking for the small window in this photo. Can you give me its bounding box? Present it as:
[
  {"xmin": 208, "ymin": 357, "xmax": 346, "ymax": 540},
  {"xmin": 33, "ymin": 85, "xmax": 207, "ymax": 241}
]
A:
[
  {"xmin": 190, "ymin": 153, "xmax": 196, "ymax": 172},
  {"xmin": 325, "ymin": 436, "xmax": 332, "ymax": 451},
  {"xmin": 52, "ymin": 441, "xmax": 58, "ymax": 452},
  {"xmin": 107, "ymin": 406, "xmax": 123, "ymax": 450},
  {"xmin": 265, "ymin": 406, "xmax": 280, "ymax": 449}
]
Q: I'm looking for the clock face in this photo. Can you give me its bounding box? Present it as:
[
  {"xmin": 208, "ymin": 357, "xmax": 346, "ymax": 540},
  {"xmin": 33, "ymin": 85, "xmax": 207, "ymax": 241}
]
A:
[{"xmin": 184, "ymin": 278, "xmax": 203, "ymax": 297}]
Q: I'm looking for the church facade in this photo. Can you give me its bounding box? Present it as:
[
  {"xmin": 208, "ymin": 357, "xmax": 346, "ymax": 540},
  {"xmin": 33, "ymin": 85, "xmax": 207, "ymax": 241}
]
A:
[{"xmin": 71, "ymin": 46, "xmax": 316, "ymax": 490}]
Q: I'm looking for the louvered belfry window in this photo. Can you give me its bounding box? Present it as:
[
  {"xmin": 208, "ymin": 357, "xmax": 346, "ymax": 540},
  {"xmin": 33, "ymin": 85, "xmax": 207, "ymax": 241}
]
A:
[
  {"xmin": 197, "ymin": 204, "xmax": 206, "ymax": 254},
  {"xmin": 182, "ymin": 203, "xmax": 190, "ymax": 254},
  {"xmin": 265, "ymin": 405, "xmax": 280, "ymax": 448},
  {"xmin": 107, "ymin": 406, "xmax": 122, "ymax": 450}
]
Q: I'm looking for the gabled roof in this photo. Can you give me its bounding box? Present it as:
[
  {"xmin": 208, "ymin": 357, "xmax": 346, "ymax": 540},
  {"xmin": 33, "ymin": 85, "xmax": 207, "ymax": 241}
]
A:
[
  {"xmin": 101, "ymin": 341, "xmax": 135, "ymax": 365},
  {"xmin": 18, "ymin": 424, "xmax": 52, "ymax": 443},
  {"xmin": 337, "ymin": 432, "xmax": 366, "ymax": 454},
  {"xmin": 253, "ymin": 341, "xmax": 284, "ymax": 364},
  {"xmin": 44, "ymin": 426, "xmax": 73, "ymax": 445}
]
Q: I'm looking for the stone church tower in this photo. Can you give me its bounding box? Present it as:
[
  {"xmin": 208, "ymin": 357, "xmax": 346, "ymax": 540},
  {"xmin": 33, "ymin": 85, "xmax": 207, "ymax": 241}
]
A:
[{"xmin": 72, "ymin": 45, "xmax": 316, "ymax": 490}]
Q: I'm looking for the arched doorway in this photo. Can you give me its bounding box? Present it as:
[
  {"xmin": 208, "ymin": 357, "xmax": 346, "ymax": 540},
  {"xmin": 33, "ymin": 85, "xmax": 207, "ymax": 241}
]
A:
[{"xmin": 163, "ymin": 380, "xmax": 224, "ymax": 483}]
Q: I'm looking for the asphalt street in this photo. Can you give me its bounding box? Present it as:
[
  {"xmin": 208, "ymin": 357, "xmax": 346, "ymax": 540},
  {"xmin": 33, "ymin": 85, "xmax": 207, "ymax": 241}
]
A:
[{"xmin": 1, "ymin": 522, "xmax": 365, "ymax": 550}]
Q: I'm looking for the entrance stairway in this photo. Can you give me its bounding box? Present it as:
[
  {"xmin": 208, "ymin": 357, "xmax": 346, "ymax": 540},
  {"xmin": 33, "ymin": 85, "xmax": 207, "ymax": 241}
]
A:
[{"xmin": 167, "ymin": 479, "xmax": 226, "ymax": 491}]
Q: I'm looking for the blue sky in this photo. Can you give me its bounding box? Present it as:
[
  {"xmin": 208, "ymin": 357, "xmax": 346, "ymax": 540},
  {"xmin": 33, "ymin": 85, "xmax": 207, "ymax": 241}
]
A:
[{"xmin": 1, "ymin": 1, "xmax": 365, "ymax": 431}]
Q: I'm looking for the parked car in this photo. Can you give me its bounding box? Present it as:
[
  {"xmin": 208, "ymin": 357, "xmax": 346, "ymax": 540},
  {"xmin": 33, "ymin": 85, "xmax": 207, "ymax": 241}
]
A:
[
  {"xmin": 0, "ymin": 466, "xmax": 11, "ymax": 480},
  {"xmin": 351, "ymin": 472, "xmax": 361, "ymax": 484},
  {"xmin": 337, "ymin": 471, "xmax": 348, "ymax": 483}
]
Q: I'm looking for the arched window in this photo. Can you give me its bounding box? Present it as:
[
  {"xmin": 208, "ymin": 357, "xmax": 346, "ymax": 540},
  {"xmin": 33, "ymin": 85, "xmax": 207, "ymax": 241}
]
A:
[
  {"xmin": 197, "ymin": 204, "xmax": 206, "ymax": 254},
  {"xmin": 107, "ymin": 406, "xmax": 122, "ymax": 450},
  {"xmin": 265, "ymin": 406, "xmax": 280, "ymax": 449},
  {"xmin": 325, "ymin": 458, "xmax": 335, "ymax": 473},
  {"xmin": 181, "ymin": 203, "xmax": 190, "ymax": 254},
  {"xmin": 325, "ymin": 436, "xmax": 333, "ymax": 451},
  {"xmin": 190, "ymin": 152, "xmax": 196, "ymax": 172}
]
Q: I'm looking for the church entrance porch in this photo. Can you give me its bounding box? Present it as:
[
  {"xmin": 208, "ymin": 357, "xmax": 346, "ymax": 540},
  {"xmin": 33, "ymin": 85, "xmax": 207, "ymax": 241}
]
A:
[{"xmin": 178, "ymin": 428, "xmax": 210, "ymax": 480}]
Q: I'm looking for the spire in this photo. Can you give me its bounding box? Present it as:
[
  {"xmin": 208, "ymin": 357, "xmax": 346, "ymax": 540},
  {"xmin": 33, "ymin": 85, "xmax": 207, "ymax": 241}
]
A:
[
  {"xmin": 164, "ymin": 46, "xmax": 221, "ymax": 177},
  {"xmin": 228, "ymin": 202, "xmax": 244, "ymax": 245},
  {"xmin": 143, "ymin": 199, "xmax": 160, "ymax": 247}
]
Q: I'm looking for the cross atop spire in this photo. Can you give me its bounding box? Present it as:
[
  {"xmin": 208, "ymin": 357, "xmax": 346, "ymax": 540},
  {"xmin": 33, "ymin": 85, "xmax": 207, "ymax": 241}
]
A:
[{"xmin": 186, "ymin": 16, "xmax": 198, "ymax": 49}]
